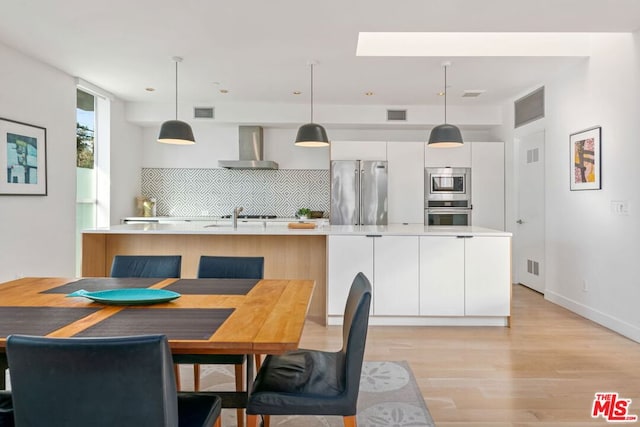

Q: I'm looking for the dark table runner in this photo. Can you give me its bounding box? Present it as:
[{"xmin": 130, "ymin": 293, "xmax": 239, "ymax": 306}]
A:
[
  {"xmin": 73, "ymin": 308, "xmax": 235, "ymax": 340},
  {"xmin": 163, "ymin": 278, "xmax": 259, "ymax": 295},
  {"xmin": 42, "ymin": 277, "xmax": 161, "ymax": 294},
  {"xmin": 0, "ymin": 307, "xmax": 100, "ymax": 338}
]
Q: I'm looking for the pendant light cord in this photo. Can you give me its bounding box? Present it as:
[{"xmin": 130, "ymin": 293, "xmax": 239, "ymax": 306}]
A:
[
  {"xmin": 444, "ymin": 64, "xmax": 448, "ymax": 124},
  {"xmin": 175, "ymin": 60, "xmax": 179, "ymax": 120},
  {"xmin": 310, "ymin": 63, "xmax": 314, "ymax": 123}
]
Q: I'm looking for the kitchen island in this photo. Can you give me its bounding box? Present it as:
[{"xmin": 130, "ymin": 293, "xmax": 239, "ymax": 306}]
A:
[{"xmin": 83, "ymin": 221, "xmax": 511, "ymax": 326}]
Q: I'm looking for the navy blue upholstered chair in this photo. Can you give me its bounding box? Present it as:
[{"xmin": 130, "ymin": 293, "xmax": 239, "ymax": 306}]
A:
[
  {"xmin": 246, "ymin": 272, "xmax": 372, "ymax": 427},
  {"xmin": 0, "ymin": 391, "xmax": 13, "ymax": 427},
  {"xmin": 196, "ymin": 256, "xmax": 264, "ymax": 280},
  {"xmin": 110, "ymin": 255, "xmax": 182, "ymax": 278},
  {"xmin": 174, "ymin": 255, "xmax": 264, "ymax": 427},
  {"xmin": 6, "ymin": 334, "xmax": 221, "ymax": 427}
]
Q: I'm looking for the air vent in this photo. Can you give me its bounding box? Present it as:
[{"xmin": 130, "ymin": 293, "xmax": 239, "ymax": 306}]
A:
[
  {"xmin": 193, "ymin": 107, "xmax": 215, "ymax": 119},
  {"xmin": 515, "ymin": 87, "xmax": 544, "ymax": 128},
  {"xmin": 387, "ymin": 109, "xmax": 407, "ymax": 121},
  {"xmin": 462, "ymin": 90, "xmax": 485, "ymax": 98}
]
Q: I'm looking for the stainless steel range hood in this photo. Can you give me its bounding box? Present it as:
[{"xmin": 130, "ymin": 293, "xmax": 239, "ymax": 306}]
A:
[{"xmin": 218, "ymin": 126, "xmax": 279, "ymax": 170}]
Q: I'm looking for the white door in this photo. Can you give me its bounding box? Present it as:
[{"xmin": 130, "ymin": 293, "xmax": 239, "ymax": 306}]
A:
[{"xmin": 515, "ymin": 131, "xmax": 545, "ymax": 293}]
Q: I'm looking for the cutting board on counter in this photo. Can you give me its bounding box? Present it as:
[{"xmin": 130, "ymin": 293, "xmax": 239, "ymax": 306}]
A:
[{"xmin": 287, "ymin": 222, "xmax": 317, "ymax": 229}]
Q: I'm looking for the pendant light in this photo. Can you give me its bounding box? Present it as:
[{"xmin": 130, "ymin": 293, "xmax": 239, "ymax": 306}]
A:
[
  {"xmin": 428, "ymin": 61, "xmax": 463, "ymax": 147},
  {"xmin": 158, "ymin": 56, "xmax": 195, "ymax": 145},
  {"xmin": 294, "ymin": 61, "xmax": 329, "ymax": 147}
]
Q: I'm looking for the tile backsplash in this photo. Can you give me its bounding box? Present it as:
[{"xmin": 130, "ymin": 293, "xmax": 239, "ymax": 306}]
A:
[{"xmin": 141, "ymin": 168, "xmax": 329, "ymax": 217}]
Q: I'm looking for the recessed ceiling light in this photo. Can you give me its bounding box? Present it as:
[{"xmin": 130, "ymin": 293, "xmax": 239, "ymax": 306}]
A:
[
  {"xmin": 219, "ymin": 89, "xmax": 229, "ymax": 94},
  {"xmin": 365, "ymin": 91, "xmax": 374, "ymax": 96},
  {"xmin": 437, "ymin": 91, "xmax": 445, "ymax": 96},
  {"xmin": 293, "ymin": 91, "xmax": 302, "ymax": 95},
  {"xmin": 145, "ymin": 87, "xmax": 155, "ymax": 92}
]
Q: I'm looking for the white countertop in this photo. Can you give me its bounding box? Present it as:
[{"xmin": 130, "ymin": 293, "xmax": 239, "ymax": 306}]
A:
[{"xmin": 85, "ymin": 221, "xmax": 511, "ymax": 237}]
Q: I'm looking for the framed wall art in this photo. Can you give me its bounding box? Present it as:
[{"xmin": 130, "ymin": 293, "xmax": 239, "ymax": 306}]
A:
[
  {"xmin": 0, "ymin": 117, "xmax": 47, "ymax": 196},
  {"xmin": 570, "ymin": 126, "xmax": 601, "ymax": 191}
]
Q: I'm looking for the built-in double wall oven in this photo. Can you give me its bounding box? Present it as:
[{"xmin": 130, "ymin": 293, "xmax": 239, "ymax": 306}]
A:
[{"xmin": 425, "ymin": 167, "xmax": 471, "ymax": 226}]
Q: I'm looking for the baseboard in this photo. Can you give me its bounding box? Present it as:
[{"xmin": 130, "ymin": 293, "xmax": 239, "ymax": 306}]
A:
[
  {"xmin": 545, "ymin": 290, "xmax": 640, "ymax": 343},
  {"xmin": 328, "ymin": 315, "xmax": 509, "ymax": 327}
]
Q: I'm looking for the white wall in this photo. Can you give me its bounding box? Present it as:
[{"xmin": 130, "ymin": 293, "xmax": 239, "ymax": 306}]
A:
[
  {"xmin": 0, "ymin": 42, "xmax": 77, "ymax": 282},
  {"xmin": 110, "ymin": 99, "xmax": 143, "ymax": 221},
  {"xmin": 499, "ymin": 33, "xmax": 640, "ymax": 343}
]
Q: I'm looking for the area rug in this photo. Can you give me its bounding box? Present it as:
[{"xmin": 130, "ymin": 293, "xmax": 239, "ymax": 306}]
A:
[{"xmin": 188, "ymin": 360, "xmax": 435, "ymax": 427}]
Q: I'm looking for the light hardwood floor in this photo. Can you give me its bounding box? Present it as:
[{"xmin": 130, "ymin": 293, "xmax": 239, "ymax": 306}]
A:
[{"xmin": 298, "ymin": 284, "xmax": 640, "ymax": 426}]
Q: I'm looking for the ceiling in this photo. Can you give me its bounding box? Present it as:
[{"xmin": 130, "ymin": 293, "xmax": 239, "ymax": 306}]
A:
[{"xmin": 1, "ymin": 0, "xmax": 640, "ymax": 110}]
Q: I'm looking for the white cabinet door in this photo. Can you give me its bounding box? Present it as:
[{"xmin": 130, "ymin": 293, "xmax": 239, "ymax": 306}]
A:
[
  {"xmin": 327, "ymin": 236, "xmax": 374, "ymax": 315},
  {"xmin": 464, "ymin": 236, "xmax": 511, "ymax": 316},
  {"xmin": 425, "ymin": 142, "xmax": 471, "ymax": 167},
  {"xmin": 330, "ymin": 141, "xmax": 387, "ymax": 161},
  {"xmin": 471, "ymin": 142, "xmax": 505, "ymax": 230},
  {"xmin": 374, "ymin": 236, "xmax": 420, "ymax": 315},
  {"xmin": 419, "ymin": 236, "xmax": 465, "ymax": 315},
  {"xmin": 387, "ymin": 142, "xmax": 425, "ymax": 224}
]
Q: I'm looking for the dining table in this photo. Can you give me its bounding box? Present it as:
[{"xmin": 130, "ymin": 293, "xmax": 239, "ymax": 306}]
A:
[{"xmin": 0, "ymin": 276, "xmax": 315, "ymax": 408}]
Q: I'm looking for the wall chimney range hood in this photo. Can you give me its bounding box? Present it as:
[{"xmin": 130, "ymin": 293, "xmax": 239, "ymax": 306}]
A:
[{"xmin": 218, "ymin": 126, "xmax": 279, "ymax": 170}]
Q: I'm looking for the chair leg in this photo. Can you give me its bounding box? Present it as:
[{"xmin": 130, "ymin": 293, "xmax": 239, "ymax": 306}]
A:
[
  {"xmin": 194, "ymin": 364, "xmax": 201, "ymax": 391},
  {"xmin": 343, "ymin": 415, "xmax": 357, "ymax": 427},
  {"xmin": 263, "ymin": 415, "xmax": 271, "ymax": 427},
  {"xmin": 234, "ymin": 363, "xmax": 245, "ymax": 427},
  {"xmin": 214, "ymin": 416, "xmax": 222, "ymax": 427},
  {"xmin": 174, "ymin": 364, "xmax": 181, "ymax": 391},
  {"xmin": 246, "ymin": 415, "xmax": 259, "ymax": 427},
  {"xmin": 254, "ymin": 354, "xmax": 262, "ymax": 370}
]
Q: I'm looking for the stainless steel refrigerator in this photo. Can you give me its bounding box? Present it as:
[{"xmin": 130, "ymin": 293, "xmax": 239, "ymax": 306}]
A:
[{"xmin": 330, "ymin": 160, "xmax": 388, "ymax": 225}]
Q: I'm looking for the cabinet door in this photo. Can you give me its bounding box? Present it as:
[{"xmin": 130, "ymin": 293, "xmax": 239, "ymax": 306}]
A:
[
  {"xmin": 425, "ymin": 142, "xmax": 471, "ymax": 167},
  {"xmin": 419, "ymin": 236, "xmax": 465, "ymax": 315},
  {"xmin": 330, "ymin": 141, "xmax": 387, "ymax": 161},
  {"xmin": 327, "ymin": 236, "xmax": 374, "ymax": 315},
  {"xmin": 373, "ymin": 236, "xmax": 419, "ymax": 315},
  {"xmin": 471, "ymin": 142, "xmax": 505, "ymax": 230},
  {"xmin": 464, "ymin": 236, "xmax": 511, "ymax": 316},
  {"xmin": 387, "ymin": 142, "xmax": 425, "ymax": 224}
]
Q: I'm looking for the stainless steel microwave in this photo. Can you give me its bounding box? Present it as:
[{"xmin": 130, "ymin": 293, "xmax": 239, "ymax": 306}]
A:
[{"xmin": 425, "ymin": 167, "xmax": 471, "ymax": 201}]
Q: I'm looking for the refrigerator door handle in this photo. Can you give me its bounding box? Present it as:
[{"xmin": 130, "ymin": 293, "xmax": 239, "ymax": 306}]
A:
[
  {"xmin": 355, "ymin": 167, "xmax": 360, "ymax": 225},
  {"xmin": 359, "ymin": 168, "xmax": 365, "ymax": 225}
]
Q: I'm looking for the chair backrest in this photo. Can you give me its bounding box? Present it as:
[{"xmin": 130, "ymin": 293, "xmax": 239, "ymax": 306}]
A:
[
  {"xmin": 197, "ymin": 256, "xmax": 264, "ymax": 279},
  {"xmin": 341, "ymin": 272, "xmax": 372, "ymax": 408},
  {"xmin": 110, "ymin": 255, "xmax": 182, "ymax": 278},
  {"xmin": 6, "ymin": 334, "xmax": 178, "ymax": 427}
]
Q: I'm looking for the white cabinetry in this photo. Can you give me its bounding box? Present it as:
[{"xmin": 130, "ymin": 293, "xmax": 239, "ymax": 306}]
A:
[
  {"xmin": 419, "ymin": 236, "xmax": 465, "ymax": 315},
  {"xmin": 387, "ymin": 142, "xmax": 424, "ymax": 224},
  {"xmin": 465, "ymin": 236, "xmax": 511, "ymax": 316},
  {"xmin": 471, "ymin": 142, "xmax": 505, "ymax": 230},
  {"xmin": 373, "ymin": 235, "xmax": 419, "ymax": 316},
  {"xmin": 425, "ymin": 142, "xmax": 471, "ymax": 167},
  {"xmin": 327, "ymin": 236, "xmax": 373, "ymax": 316},
  {"xmin": 327, "ymin": 235, "xmax": 419, "ymax": 317},
  {"xmin": 419, "ymin": 235, "xmax": 511, "ymax": 316},
  {"xmin": 330, "ymin": 141, "xmax": 387, "ymax": 161}
]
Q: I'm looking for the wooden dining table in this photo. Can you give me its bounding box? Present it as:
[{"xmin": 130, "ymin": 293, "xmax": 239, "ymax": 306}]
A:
[{"xmin": 0, "ymin": 276, "xmax": 315, "ymax": 406}]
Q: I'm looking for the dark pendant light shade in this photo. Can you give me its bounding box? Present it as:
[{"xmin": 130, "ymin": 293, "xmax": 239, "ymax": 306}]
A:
[
  {"xmin": 295, "ymin": 61, "xmax": 329, "ymax": 147},
  {"xmin": 295, "ymin": 123, "xmax": 329, "ymax": 147},
  {"xmin": 158, "ymin": 56, "xmax": 195, "ymax": 145},
  {"xmin": 158, "ymin": 120, "xmax": 195, "ymax": 145},
  {"xmin": 428, "ymin": 62, "xmax": 463, "ymax": 147}
]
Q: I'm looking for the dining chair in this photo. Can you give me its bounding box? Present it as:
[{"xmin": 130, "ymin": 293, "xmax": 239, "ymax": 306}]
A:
[
  {"xmin": 110, "ymin": 255, "xmax": 182, "ymax": 278},
  {"xmin": 245, "ymin": 272, "xmax": 372, "ymax": 427},
  {"xmin": 0, "ymin": 391, "xmax": 13, "ymax": 427},
  {"xmin": 5, "ymin": 334, "xmax": 221, "ymax": 427},
  {"xmin": 174, "ymin": 255, "xmax": 264, "ymax": 427}
]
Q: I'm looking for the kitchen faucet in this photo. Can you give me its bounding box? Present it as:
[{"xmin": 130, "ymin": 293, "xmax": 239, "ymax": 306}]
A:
[{"xmin": 233, "ymin": 206, "xmax": 244, "ymax": 229}]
